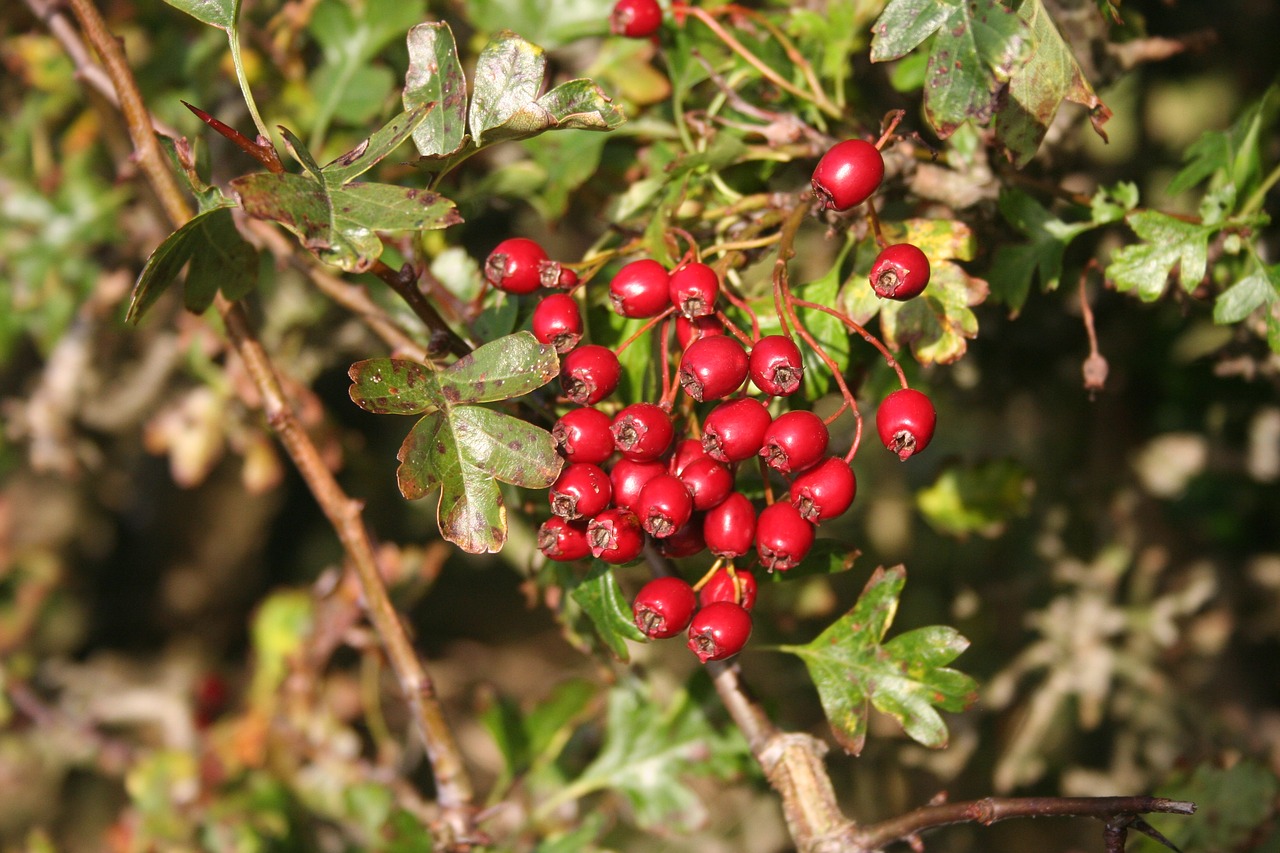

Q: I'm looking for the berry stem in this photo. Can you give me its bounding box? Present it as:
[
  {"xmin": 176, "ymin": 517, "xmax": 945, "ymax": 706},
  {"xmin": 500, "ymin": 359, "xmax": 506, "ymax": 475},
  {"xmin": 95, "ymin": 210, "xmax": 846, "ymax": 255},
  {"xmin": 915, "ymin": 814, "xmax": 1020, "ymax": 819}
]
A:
[
  {"xmin": 692, "ymin": 558, "xmax": 726, "ymax": 592},
  {"xmin": 866, "ymin": 203, "xmax": 888, "ymax": 249},
  {"xmin": 790, "ymin": 298, "xmax": 907, "ymax": 390},
  {"xmin": 715, "ymin": 309, "xmax": 756, "ymax": 347},
  {"xmin": 617, "ymin": 306, "xmax": 676, "ymax": 354},
  {"xmin": 874, "ymin": 109, "xmax": 906, "ymax": 150},
  {"xmin": 720, "ymin": 272, "xmax": 762, "ymax": 341}
]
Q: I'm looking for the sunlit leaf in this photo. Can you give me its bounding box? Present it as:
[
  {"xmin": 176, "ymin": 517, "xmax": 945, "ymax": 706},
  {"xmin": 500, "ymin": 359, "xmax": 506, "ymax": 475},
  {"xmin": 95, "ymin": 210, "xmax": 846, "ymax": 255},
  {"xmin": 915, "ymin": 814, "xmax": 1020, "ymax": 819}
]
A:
[
  {"xmin": 163, "ymin": 0, "xmax": 237, "ymax": 30},
  {"xmin": 1107, "ymin": 211, "xmax": 1218, "ymax": 301},
  {"xmin": 1213, "ymin": 266, "xmax": 1280, "ymax": 324},
  {"xmin": 322, "ymin": 104, "xmax": 432, "ymax": 186},
  {"xmin": 404, "ymin": 22, "xmax": 469, "ymax": 158}
]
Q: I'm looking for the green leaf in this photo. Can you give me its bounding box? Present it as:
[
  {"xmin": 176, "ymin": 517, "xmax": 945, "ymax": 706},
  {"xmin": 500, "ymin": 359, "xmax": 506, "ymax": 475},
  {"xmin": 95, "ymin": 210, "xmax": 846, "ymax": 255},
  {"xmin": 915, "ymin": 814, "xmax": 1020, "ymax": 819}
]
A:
[
  {"xmin": 879, "ymin": 260, "xmax": 988, "ymax": 365},
  {"xmin": 231, "ymin": 172, "xmax": 461, "ymax": 272},
  {"xmin": 916, "ymin": 459, "xmax": 1034, "ymax": 538},
  {"xmin": 782, "ymin": 565, "xmax": 977, "ymax": 755},
  {"xmin": 992, "ymin": 0, "xmax": 1110, "ymax": 166},
  {"xmin": 163, "ymin": 0, "xmax": 237, "ymax": 30},
  {"xmin": 481, "ymin": 678, "xmax": 596, "ymax": 789},
  {"xmin": 348, "ymin": 334, "xmax": 562, "ymax": 554},
  {"xmin": 126, "ymin": 207, "xmax": 259, "ymax": 323},
  {"xmin": 1107, "ymin": 211, "xmax": 1218, "ymax": 301},
  {"xmin": 987, "ymin": 188, "xmax": 1093, "ymax": 312},
  {"xmin": 869, "ymin": 0, "xmax": 952, "ymax": 61},
  {"xmin": 568, "ymin": 564, "xmax": 647, "ymax": 660},
  {"xmin": 1168, "ymin": 84, "xmax": 1278, "ymax": 198},
  {"xmin": 404, "ymin": 22, "xmax": 470, "ymax": 159},
  {"xmin": 462, "ymin": 0, "xmax": 613, "ymax": 49},
  {"xmin": 1136, "ymin": 761, "xmax": 1280, "ymax": 853},
  {"xmin": 321, "ymin": 104, "xmax": 432, "ymax": 186},
  {"xmin": 1214, "ymin": 266, "xmax": 1280, "ymax": 324}
]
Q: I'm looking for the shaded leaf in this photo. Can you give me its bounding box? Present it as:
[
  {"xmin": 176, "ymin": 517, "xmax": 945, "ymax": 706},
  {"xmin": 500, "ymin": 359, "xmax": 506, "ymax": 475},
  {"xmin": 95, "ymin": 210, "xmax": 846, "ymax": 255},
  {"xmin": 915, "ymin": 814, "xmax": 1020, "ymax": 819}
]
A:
[
  {"xmin": 569, "ymin": 564, "xmax": 647, "ymax": 661},
  {"xmin": 987, "ymin": 188, "xmax": 1096, "ymax": 312},
  {"xmin": 404, "ymin": 22, "xmax": 469, "ymax": 158},
  {"xmin": 1107, "ymin": 211, "xmax": 1218, "ymax": 301},
  {"xmin": 1139, "ymin": 761, "xmax": 1280, "ymax": 853},
  {"xmin": 917, "ymin": 459, "xmax": 1034, "ymax": 538},
  {"xmin": 481, "ymin": 678, "xmax": 596, "ymax": 788},
  {"xmin": 1213, "ymin": 266, "xmax": 1280, "ymax": 324},
  {"xmin": 1168, "ymin": 84, "xmax": 1278, "ymax": 198},
  {"xmin": 782, "ymin": 565, "xmax": 977, "ymax": 754}
]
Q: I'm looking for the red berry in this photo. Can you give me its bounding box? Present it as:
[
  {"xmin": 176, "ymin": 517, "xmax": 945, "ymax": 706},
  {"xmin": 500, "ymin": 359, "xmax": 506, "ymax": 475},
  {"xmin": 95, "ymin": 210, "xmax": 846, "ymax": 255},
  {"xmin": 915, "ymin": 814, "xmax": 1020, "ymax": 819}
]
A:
[
  {"xmin": 749, "ymin": 335, "xmax": 804, "ymax": 396},
  {"xmin": 870, "ymin": 243, "xmax": 930, "ymax": 300},
  {"xmin": 678, "ymin": 456, "xmax": 734, "ymax": 511},
  {"xmin": 560, "ymin": 345, "xmax": 621, "ymax": 405},
  {"xmin": 760, "ymin": 410, "xmax": 829, "ymax": 474},
  {"xmin": 679, "ymin": 335, "xmax": 748, "ymax": 402},
  {"xmin": 675, "ymin": 315, "xmax": 724, "ymax": 349},
  {"xmin": 703, "ymin": 492, "xmax": 756, "ymax": 558},
  {"xmin": 687, "ymin": 601, "xmax": 752, "ymax": 662},
  {"xmin": 609, "ymin": 258, "xmax": 670, "ymax": 318},
  {"xmin": 588, "ymin": 508, "xmax": 645, "ymax": 564},
  {"xmin": 790, "ymin": 457, "xmax": 856, "ymax": 522},
  {"xmin": 531, "ymin": 293, "xmax": 583, "ymax": 353},
  {"xmin": 633, "ymin": 577, "xmax": 697, "ymax": 639},
  {"xmin": 876, "ymin": 388, "xmax": 936, "ymax": 461},
  {"xmin": 637, "ymin": 473, "xmax": 694, "ymax": 538},
  {"xmin": 549, "ymin": 462, "xmax": 612, "ymax": 520},
  {"xmin": 552, "ymin": 407, "xmax": 614, "ymax": 465},
  {"xmin": 611, "ymin": 402, "xmax": 674, "ymax": 461},
  {"xmin": 659, "ymin": 516, "xmax": 707, "ymax": 558},
  {"xmin": 699, "ymin": 567, "xmax": 758, "ymax": 611},
  {"xmin": 553, "ymin": 266, "xmax": 580, "ymax": 290},
  {"xmin": 485, "ymin": 237, "xmax": 548, "ymax": 294},
  {"xmin": 755, "ymin": 501, "xmax": 814, "ymax": 572},
  {"xmin": 702, "ymin": 397, "xmax": 771, "ymax": 463},
  {"xmin": 669, "ymin": 438, "xmax": 710, "ymax": 476},
  {"xmin": 668, "ymin": 262, "xmax": 720, "ymax": 318},
  {"xmin": 610, "ymin": 0, "xmax": 663, "ymax": 38},
  {"xmin": 610, "ymin": 458, "xmax": 667, "ymax": 512},
  {"xmin": 538, "ymin": 516, "xmax": 591, "ymax": 561},
  {"xmin": 811, "ymin": 139, "xmax": 884, "ymax": 212}
]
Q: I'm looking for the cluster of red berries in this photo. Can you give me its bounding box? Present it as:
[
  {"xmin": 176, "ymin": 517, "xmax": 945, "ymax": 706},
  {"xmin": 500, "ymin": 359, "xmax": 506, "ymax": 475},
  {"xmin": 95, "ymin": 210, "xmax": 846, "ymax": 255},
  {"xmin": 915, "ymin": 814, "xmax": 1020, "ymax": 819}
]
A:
[{"xmin": 484, "ymin": 130, "xmax": 937, "ymax": 664}]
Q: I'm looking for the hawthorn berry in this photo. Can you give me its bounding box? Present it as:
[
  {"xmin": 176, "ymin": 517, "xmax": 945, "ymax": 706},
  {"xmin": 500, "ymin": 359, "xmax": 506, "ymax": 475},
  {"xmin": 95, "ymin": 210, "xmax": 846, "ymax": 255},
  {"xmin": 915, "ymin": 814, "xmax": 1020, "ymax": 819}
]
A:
[
  {"xmin": 637, "ymin": 473, "xmax": 694, "ymax": 538},
  {"xmin": 551, "ymin": 266, "xmax": 579, "ymax": 290},
  {"xmin": 876, "ymin": 388, "xmax": 936, "ymax": 461},
  {"xmin": 610, "ymin": 458, "xmax": 667, "ymax": 511},
  {"xmin": 687, "ymin": 601, "xmax": 753, "ymax": 663},
  {"xmin": 611, "ymin": 402, "xmax": 674, "ymax": 461},
  {"xmin": 870, "ymin": 243, "xmax": 930, "ymax": 301},
  {"xmin": 669, "ymin": 438, "xmax": 710, "ymax": 476},
  {"xmin": 675, "ymin": 315, "xmax": 724, "ymax": 349},
  {"xmin": 633, "ymin": 577, "xmax": 697, "ymax": 639},
  {"xmin": 749, "ymin": 335, "xmax": 804, "ymax": 396},
  {"xmin": 760, "ymin": 410, "xmax": 829, "ymax": 474},
  {"xmin": 679, "ymin": 335, "xmax": 749, "ymax": 402},
  {"xmin": 549, "ymin": 462, "xmax": 612, "ymax": 520},
  {"xmin": 531, "ymin": 293, "xmax": 583, "ymax": 353},
  {"xmin": 588, "ymin": 508, "xmax": 645, "ymax": 564},
  {"xmin": 609, "ymin": 258, "xmax": 670, "ymax": 318},
  {"xmin": 538, "ymin": 516, "xmax": 591, "ymax": 561},
  {"xmin": 678, "ymin": 456, "xmax": 734, "ymax": 511},
  {"xmin": 669, "ymin": 262, "xmax": 720, "ymax": 318},
  {"xmin": 560, "ymin": 345, "xmax": 621, "ymax": 405},
  {"xmin": 659, "ymin": 516, "xmax": 707, "ymax": 558},
  {"xmin": 485, "ymin": 237, "xmax": 548, "ymax": 294},
  {"xmin": 703, "ymin": 492, "xmax": 756, "ymax": 558},
  {"xmin": 790, "ymin": 457, "xmax": 856, "ymax": 522},
  {"xmin": 699, "ymin": 567, "xmax": 758, "ymax": 611},
  {"xmin": 755, "ymin": 501, "xmax": 814, "ymax": 572},
  {"xmin": 610, "ymin": 0, "xmax": 662, "ymax": 38},
  {"xmin": 552, "ymin": 407, "xmax": 615, "ymax": 465},
  {"xmin": 702, "ymin": 398, "xmax": 771, "ymax": 463},
  {"xmin": 811, "ymin": 138, "xmax": 885, "ymax": 212}
]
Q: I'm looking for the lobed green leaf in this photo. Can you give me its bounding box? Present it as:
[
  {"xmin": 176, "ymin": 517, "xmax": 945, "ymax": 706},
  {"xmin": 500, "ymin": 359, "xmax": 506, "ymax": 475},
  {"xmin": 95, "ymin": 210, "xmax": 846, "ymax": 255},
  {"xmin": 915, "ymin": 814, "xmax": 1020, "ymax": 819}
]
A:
[
  {"xmin": 1107, "ymin": 211, "xmax": 1217, "ymax": 301},
  {"xmin": 569, "ymin": 565, "xmax": 647, "ymax": 661}
]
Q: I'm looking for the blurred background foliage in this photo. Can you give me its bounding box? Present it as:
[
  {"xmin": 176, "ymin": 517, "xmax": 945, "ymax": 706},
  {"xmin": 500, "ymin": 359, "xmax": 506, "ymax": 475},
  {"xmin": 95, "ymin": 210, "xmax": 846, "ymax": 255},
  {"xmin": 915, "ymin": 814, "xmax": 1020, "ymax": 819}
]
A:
[{"xmin": 1, "ymin": 0, "xmax": 1279, "ymax": 850}]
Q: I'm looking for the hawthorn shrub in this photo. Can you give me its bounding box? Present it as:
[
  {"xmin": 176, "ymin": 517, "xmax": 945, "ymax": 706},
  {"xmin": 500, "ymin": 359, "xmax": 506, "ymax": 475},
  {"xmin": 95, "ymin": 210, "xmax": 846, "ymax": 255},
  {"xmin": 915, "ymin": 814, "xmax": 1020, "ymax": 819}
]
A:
[{"xmin": 1, "ymin": 0, "xmax": 1278, "ymax": 851}]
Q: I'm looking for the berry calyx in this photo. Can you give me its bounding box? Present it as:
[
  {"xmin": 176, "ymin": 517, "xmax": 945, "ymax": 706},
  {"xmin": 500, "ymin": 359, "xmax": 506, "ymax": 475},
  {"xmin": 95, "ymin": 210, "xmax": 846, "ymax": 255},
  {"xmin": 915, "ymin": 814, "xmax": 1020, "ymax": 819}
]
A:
[
  {"xmin": 610, "ymin": 458, "xmax": 667, "ymax": 512},
  {"xmin": 611, "ymin": 402, "xmax": 674, "ymax": 461},
  {"xmin": 699, "ymin": 567, "xmax": 758, "ymax": 611},
  {"xmin": 560, "ymin": 345, "xmax": 621, "ymax": 405},
  {"xmin": 675, "ymin": 315, "xmax": 725, "ymax": 349},
  {"xmin": 668, "ymin": 262, "xmax": 720, "ymax": 318},
  {"xmin": 679, "ymin": 335, "xmax": 749, "ymax": 402},
  {"xmin": 549, "ymin": 462, "xmax": 612, "ymax": 520},
  {"xmin": 760, "ymin": 410, "xmax": 829, "ymax": 474},
  {"xmin": 811, "ymin": 138, "xmax": 884, "ymax": 212},
  {"xmin": 702, "ymin": 398, "xmax": 772, "ymax": 463},
  {"xmin": 749, "ymin": 335, "xmax": 804, "ymax": 396},
  {"xmin": 587, "ymin": 508, "xmax": 645, "ymax": 564},
  {"xmin": 755, "ymin": 501, "xmax": 814, "ymax": 572},
  {"xmin": 485, "ymin": 237, "xmax": 548, "ymax": 294},
  {"xmin": 687, "ymin": 601, "xmax": 753, "ymax": 662},
  {"xmin": 876, "ymin": 388, "xmax": 936, "ymax": 461},
  {"xmin": 609, "ymin": 258, "xmax": 670, "ymax": 318},
  {"xmin": 790, "ymin": 457, "xmax": 857, "ymax": 522},
  {"xmin": 637, "ymin": 473, "xmax": 694, "ymax": 538},
  {"xmin": 633, "ymin": 577, "xmax": 697, "ymax": 639},
  {"xmin": 703, "ymin": 492, "xmax": 756, "ymax": 558},
  {"xmin": 552, "ymin": 407, "xmax": 615, "ymax": 465},
  {"xmin": 610, "ymin": 0, "xmax": 663, "ymax": 38},
  {"xmin": 870, "ymin": 243, "xmax": 930, "ymax": 301},
  {"xmin": 531, "ymin": 293, "xmax": 583, "ymax": 353},
  {"xmin": 538, "ymin": 516, "xmax": 591, "ymax": 561},
  {"xmin": 677, "ymin": 456, "xmax": 734, "ymax": 511}
]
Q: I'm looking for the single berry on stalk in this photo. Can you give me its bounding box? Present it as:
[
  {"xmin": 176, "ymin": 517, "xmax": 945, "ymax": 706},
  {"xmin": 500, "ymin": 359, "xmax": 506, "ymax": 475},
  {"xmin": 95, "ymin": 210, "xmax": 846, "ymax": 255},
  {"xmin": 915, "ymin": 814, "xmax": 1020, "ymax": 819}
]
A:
[
  {"xmin": 633, "ymin": 577, "xmax": 697, "ymax": 639},
  {"xmin": 703, "ymin": 398, "xmax": 772, "ymax": 463},
  {"xmin": 760, "ymin": 410, "xmax": 829, "ymax": 474},
  {"xmin": 669, "ymin": 261, "xmax": 720, "ymax": 318},
  {"xmin": 687, "ymin": 601, "xmax": 753, "ymax": 662},
  {"xmin": 609, "ymin": 258, "xmax": 670, "ymax": 318},
  {"xmin": 531, "ymin": 293, "xmax": 583, "ymax": 353},
  {"xmin": 610, "ymin": 0, "xmax": 662, "ymax": 38},
  {"xmin": 699, "ymin": 567, "xmax": 758, "ymax": 611},
  {"xmin": 587, "ymin": 508, "xmax": 644, "ymax": 564},
  {"xmin": 611, "ymin": 402, "xmax": 674, "ymax": 461},
  {"xmin": 538, "ymin": 517, "xmax": 591, "ymax": 561},
  {"xmin": 485, "ymin": 237, "xmax": 548, "ymax": 294},
  {"xmin": 679, "ymin": 335, "xmax": 748, "ymax": 402},
  {"xmin": 704, "ymin": 492, "xmax": 756, "ymax": 558},
  {"xmin": 755, "ymin": 501, "xmax": 814, "ymax": 572},
  {"xmin": 749, "ymin": 334, "xmax": 804, "ymax": 396},
  {"xmin": 560, "ymin": 345, "xmax": 621, "ymax": 405},
  {"xmin": 678, "ymin": 456, "xmax": 734, "ymax": 511},
  {"xmin": 869, "ymin": 243, "xmax": 930, "ymax": 300},
  {"xmin": 790, "ymin": 457, "xmax": 856, "ymax": 522},
  {"xmin": 876, "ymin": 388, "xmax": 936, "ymax": 461},
  {"xmin": 811, "ymin": 138, "xmax": 884, "ymax": 212},
  {"xmin": 552, "ymin": 407, "xmax": 614, "ymax": 465},
  {"xmin": 549, "ymin": 462, "xmax": 612, "ymax": 520},
  {"xmin": 637, "ymin": 473, "xmax": 694, "ymax": 538}
]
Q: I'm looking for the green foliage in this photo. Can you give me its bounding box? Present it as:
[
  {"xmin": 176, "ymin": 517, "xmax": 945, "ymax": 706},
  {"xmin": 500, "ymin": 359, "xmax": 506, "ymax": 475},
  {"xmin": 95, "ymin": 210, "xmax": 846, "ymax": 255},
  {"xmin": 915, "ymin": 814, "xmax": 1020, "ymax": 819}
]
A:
[
  {"xmin": 782, "ymin": 566, "xmax": 977, "ymax": 755},
  {"xmin": 126, "ymin": 207, "xmax": 258, "ymax": 321},
  {"xmin": 568, "ymin": 564, "xmax": 648, "ymax": 660},
  {"xmin": 916, "ymin": 459, "xmax": 1034, "ymax": 538},
  {"xmin": 1134, "ymin": 762, "xmax": 1280, "ymax": 853}
]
